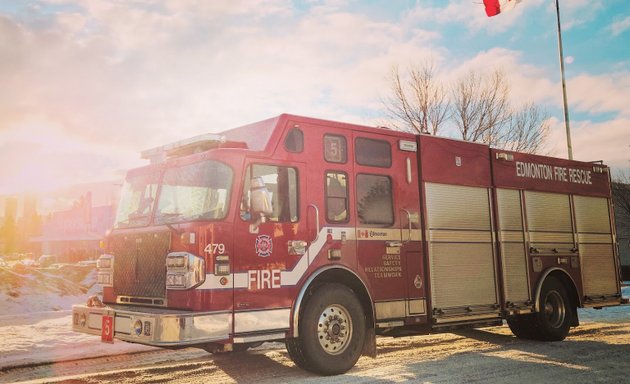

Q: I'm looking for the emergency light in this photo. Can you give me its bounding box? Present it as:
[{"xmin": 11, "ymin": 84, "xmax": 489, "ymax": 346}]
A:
[{"xmin": 141, "ymin": 133, "xmax": 227, "ymax": 164}]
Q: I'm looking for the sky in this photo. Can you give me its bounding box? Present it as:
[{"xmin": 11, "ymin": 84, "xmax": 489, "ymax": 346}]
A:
[{"xmin": 0, "ymin": 0, "xmax": 629, "ymax": 204}]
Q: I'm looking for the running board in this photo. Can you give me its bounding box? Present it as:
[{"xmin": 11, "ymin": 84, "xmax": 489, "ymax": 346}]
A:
[{"xmin": 233, "ymin": 331, "xmax": 287, "ymax": 344}]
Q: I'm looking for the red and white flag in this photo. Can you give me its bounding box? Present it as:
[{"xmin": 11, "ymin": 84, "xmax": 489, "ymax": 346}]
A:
[{"xmin": 483, "ymin": 0, "xmax": 522, "ymax": 17}]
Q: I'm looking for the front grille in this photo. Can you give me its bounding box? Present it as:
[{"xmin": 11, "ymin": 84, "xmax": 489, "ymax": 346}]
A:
[{"xmin": 111, "ymin": 231, "xmax": 171, "ymax": 301}]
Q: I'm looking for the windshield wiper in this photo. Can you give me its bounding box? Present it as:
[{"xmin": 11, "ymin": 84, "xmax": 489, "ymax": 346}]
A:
[
  {"xmin": 129, "ymin": 212, "xmax": 150, "ymax": 220},
  {"xmin": 167, "ymin": 223, "xmax": 182, "ymax": 234},
  {"xmin": 156, "ymin": 213, "xmax": 184, "ymax": 234},
  {"xmin": 158, "ymin": 212, "xmax": 183, "ymax": 219}
]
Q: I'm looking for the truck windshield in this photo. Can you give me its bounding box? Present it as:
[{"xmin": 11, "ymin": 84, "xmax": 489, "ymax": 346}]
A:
[
  {"xmin": 154, "ymin": 160, "xmax": 233, "ymax": 225},
  {"xmin": 114, "ymin": 172, "xmax": 160, "ymax": 228},
  {"xmin": 114, "ymin": 160, "xmax": 233, "ymax": 228}
]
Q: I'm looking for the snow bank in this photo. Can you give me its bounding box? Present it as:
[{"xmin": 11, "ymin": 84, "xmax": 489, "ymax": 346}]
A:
[{"xmin": 0, "ymin": 264, "xmax": 98, "ymax": 314}]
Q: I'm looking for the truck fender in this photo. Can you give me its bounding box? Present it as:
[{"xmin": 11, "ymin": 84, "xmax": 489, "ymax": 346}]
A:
[
  {"xmin": 534, "ymin": 267, "xmax": 581, "ymax": 313},
  {"xmin": 291, "ymin": 265, "xmax": 375, "ymax": 338}
]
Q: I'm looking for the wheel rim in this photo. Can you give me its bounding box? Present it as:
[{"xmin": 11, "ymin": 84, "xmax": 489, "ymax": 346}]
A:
[
  {"xmin": 317, "ymin": 304, "xmax": 353, "ymax": 355},
  {"xmin": 543, "ymin": 290, "xmax": 566, "ymax": 328}
]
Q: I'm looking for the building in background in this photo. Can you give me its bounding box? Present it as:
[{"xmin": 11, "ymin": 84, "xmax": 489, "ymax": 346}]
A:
[
  {"xmin": 0, "ymin": 180, "xmax": 121, "ymax": 261},
  {"xmin": 0, "ymin": 197, "xmax": 19, "ymax": 255},
  {"xmin": 19, "ymin": 195, "xmax": 43, "ymax": 256},
  {"xmin": 30, "ymin": 192, "xmax": 117, "ymax": 262}
]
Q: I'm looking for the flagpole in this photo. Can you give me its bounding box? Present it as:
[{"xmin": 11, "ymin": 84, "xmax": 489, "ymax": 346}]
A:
[{"xmin": 555, "ymin": 0, "xmax": 573, "ymax": 160}]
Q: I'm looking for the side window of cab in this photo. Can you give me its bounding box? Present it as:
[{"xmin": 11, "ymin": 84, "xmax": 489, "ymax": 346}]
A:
[
  {"xmin": 325, "ymin": 171, "xmax": 349, "ymax": 223},
  {"xmin": 356, "ymin": 174, "xmax": 394, "ymax": 227},
  {"xmin": 284, "ymin": 127, "xmax": 304, "ymax": 153}
]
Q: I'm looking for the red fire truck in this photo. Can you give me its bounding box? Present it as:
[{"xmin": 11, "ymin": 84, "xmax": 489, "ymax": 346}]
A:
[{"xmin": 73, "ymin": 114, "xmax": 625, "ymax": 375}]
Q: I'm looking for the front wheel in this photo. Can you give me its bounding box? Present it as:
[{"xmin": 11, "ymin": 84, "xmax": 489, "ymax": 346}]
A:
[
  {"xmin": 290, "ymin": 283, "xmax": 366, "ymax": 375},
  {"xmin": 530, "ymin": 277, "xmax": 573, "ymax": 341}
]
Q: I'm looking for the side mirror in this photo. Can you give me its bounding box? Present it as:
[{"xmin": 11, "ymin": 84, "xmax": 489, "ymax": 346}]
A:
[{"xmin": 249, "ymin": 177, "xmax": 272, "ymax": 234}]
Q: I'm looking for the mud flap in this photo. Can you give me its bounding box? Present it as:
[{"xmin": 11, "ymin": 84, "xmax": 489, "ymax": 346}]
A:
[
  {"xmin": 571, "ymin": 306, "xmax": 579, "ymax": 327},
  {"xmin": 362, "ymin": 327, "xmax": 377, "ymax": 358}
]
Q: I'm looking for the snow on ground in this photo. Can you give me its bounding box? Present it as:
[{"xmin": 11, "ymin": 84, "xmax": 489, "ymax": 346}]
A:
[
  {"xmin": 0, "ymin": 265, "xmax": 157, "ymax": 370},
  {"xmin": 0, "ymin": 268, "xmax": 628, "ymax": 371},
  {"xmin": 0, "ymin": 310, "xmax": 157, "ymax": 369}
]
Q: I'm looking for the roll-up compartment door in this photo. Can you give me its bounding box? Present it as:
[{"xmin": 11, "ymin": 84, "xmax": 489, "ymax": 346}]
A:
[
  {"xmin": 525, "ymin": 191, "xmax": 574, "ymax": 249},
  {"xmin": 574, "ymin": 195, "xmax": 619, "ymax": 297},
  {"xmin": 425, "ymin": 183, "xmax": 498, "ymax": 318},
  {"xmin": 496, "ymin": 189, "xmax": 530, "ymax": 305}
]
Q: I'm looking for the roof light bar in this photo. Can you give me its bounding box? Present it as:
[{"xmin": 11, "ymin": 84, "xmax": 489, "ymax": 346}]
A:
[{"xmin": 141, "ymin": 133, "xmax": 227, "ymax": 164}]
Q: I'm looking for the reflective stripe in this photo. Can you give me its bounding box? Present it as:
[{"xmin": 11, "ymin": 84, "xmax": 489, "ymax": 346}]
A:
[
  {"xmin": 197, "ymin": 226, "xmax": 335, "ymax": 290},
  {"xmin": 197, "ymin": 225, "xmax": 422, "ymax": 290}
]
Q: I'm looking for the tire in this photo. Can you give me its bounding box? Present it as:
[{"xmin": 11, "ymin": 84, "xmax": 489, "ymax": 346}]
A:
[
  {"xmin": 507, "ymin": 313, "xmax": 535, "ymax": 339},
  {"xmin": 286, "ymin": 338, "xmax": 308, "ymax": 369},
  {"xmin": 530, "ymin": 277, "xmax": 573, "ymax": 341},
  {"xmin": 291, "ymin": 283, "xmax": 366, "ymax": 375}
]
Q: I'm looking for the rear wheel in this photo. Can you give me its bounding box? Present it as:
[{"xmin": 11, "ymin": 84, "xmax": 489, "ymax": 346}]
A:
[
  {"xmin": 289, "ymin": 283, "xmax": 366, "ymax": 375},
  {"xmin": 530, "ymin": 277, "xmax": 573, "ymax": 341},
  {"xmin": 507, "ymin": 313, "xmax": 535, "ymax": 339}
]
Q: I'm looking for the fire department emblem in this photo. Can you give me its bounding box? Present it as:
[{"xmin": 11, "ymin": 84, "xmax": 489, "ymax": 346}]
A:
[{"xmin": 255, "ymin": 235, "xmax": 273, "ymax": 257}]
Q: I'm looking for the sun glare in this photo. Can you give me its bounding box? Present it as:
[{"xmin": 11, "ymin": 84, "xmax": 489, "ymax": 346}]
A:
[
  {"xmin": 9, "ymin": 162, "xmax": 67, "ymax": 195},
  {"xmin": 0, "ymin": 118, "xmax": 125, "ymax": 197}
]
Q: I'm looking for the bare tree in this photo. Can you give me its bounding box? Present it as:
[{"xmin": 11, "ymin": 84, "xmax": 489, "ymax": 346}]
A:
[
  {"xmin": 612, "ymin": 171, "xmax": 630, "ymax": 278},
  {"xmin": 612, "ymin": 171, "xmax": 630, "ymax": 219},
  {"xmin": 499, "ymin": 103, "xmax": 550, "ymax": 154},
  {"xmin": 383, "ymin": 62, "xmax": 449, "ymax": 135},
  {"xmin": 384, "ymin": 65, "xmax": 550, "ymax": 154},
  {"xmin": 451, "ymin": 69, "xmax": 510, "ymax": 146}
]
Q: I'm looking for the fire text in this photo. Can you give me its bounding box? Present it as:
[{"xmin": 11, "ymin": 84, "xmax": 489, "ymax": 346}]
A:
[{"xmin": 248, "ymin": 269, "xmax": 281, "ymax": 290}]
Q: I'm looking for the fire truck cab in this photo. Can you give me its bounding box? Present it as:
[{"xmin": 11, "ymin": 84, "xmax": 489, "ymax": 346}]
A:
[{"xmin": 73, "ymin": 114, "xmax": 624, "ymax": 375}]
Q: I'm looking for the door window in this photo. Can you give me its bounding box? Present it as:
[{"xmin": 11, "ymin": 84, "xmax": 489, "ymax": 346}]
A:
[{"xmin": 240, "ymin": 164, "xmax": 299, "ymax": 222}]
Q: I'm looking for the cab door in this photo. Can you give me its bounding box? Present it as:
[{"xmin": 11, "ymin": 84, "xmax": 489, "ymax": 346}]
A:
[
  {"xmin": 232, "ymin": 161, "xmax": 307, "ymax": 336},
  {"xmin": 353, "ymin": 133, "xmax": 425, "ymax": 324}
]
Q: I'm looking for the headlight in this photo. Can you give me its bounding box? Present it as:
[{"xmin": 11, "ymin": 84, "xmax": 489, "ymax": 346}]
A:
[
  {"xmin": 97, "ymin": 272, "xmax": 112, "ymax": 285},
  {"xmin": 96, "ymin": 254, "xmax": 114, "ymax": 287},
  {"xmin": 166, "ymin": 273, "xmax": 186, "ymax": 287},
  {"xmin": 166, "ymin": 255, "xmax": 187, "ymax": 269},
  {"xmin": 165, "ymin": 252, "xmax": 205, "ymax": 290},
  {"xmin": 97, "ymin": 254, "xmax": 114, "ymax": 269}
]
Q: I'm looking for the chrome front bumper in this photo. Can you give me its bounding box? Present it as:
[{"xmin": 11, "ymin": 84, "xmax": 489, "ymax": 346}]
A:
[{"xmin": 72, "ymin": 303, "xmax": 231, "ymax": 347}]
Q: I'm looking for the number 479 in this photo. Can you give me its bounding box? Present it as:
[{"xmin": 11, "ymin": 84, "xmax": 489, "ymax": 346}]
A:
[{"xmin": 204, "ymin": 243, "xmax": 225, "ymax": 255}]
